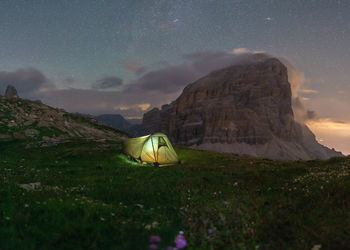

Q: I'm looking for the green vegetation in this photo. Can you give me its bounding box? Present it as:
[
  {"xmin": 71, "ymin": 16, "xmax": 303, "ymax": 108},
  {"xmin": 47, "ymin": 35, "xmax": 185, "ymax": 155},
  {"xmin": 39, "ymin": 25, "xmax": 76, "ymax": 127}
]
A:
[{"xmin": 0, "ymin": 140, "xmax": 349, "ymax": 249}]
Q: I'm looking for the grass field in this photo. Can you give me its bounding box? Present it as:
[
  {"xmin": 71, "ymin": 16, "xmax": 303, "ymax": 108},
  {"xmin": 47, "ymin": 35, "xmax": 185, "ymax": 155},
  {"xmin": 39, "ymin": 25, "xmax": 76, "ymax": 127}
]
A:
[{"xmin": 0, "ymin": 139, "xmax": 349, "ymax": 249}]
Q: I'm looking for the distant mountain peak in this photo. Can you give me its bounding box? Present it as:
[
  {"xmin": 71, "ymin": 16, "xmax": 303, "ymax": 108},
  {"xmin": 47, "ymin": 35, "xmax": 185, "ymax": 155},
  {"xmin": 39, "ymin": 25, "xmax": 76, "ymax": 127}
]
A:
[{"xmin": 93, "ymin": 114, "xmax": 142, "ymax": 136}]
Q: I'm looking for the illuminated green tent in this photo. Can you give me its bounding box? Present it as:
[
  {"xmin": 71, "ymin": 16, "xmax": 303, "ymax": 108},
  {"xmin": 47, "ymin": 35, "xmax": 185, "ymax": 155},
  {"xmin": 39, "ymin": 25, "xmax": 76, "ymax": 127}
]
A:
[{"xmin": 124, "ymin": 133, "xmax": 180, "ymax": 166}]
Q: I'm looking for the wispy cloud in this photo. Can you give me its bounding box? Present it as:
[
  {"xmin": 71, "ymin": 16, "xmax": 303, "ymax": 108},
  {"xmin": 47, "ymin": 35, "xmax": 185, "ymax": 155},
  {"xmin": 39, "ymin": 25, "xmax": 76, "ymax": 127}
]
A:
[
  {"xmin": 123, "ymin": 59, "xmax": 147, "ymax": 75},
  {"xmin": 92, "ymin": 76, "xmax": 123, "ymax": 90},
  {"xmin": 299, "ymin": 89, "xmax": 319, "ymax": 94},
  {"xmin": 230, "ymin": 48, "xmax": 265, "ymax": 55}
]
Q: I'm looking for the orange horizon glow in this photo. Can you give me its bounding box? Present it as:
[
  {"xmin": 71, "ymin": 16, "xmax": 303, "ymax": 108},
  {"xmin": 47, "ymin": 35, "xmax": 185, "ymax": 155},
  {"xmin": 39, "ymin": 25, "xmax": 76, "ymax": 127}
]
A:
[{"xmin": 307, "ymin": 119, "xmax": 350, "ymax": 156}]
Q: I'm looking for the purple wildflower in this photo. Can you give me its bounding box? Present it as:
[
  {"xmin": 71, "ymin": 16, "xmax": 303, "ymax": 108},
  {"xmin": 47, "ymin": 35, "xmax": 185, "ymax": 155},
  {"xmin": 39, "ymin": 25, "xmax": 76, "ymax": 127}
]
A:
[
  {"xmin": 149, "ymin": 243, "xmax": 158, "ymax": 249},
  {"xmin": 175, "ymin": 233, "xmax": 187, "ymax": 249},
  {"xmin": 149, "ymin": 235, "xmax": 161, "ymax": 243}
]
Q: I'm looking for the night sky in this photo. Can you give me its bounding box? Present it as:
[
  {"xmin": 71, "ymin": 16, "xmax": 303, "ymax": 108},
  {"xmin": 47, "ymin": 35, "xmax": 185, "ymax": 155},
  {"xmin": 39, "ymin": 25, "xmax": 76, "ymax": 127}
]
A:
[{"xmin": 0, "ymin": 0, "xmax": 349, "ymax": 154}]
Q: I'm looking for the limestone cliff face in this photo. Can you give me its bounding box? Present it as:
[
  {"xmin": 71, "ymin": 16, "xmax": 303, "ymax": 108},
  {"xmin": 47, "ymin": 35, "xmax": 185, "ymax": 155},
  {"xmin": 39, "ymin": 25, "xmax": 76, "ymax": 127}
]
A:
[{"xmin": 142, "ymin": 57, "xmax": 342, "ymax": 160}]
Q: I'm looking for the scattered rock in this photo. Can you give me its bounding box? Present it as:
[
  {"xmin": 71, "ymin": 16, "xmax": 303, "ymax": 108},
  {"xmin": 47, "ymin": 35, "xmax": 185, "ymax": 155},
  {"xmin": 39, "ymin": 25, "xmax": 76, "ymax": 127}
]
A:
[
  {"xmin": 0, "ymin": 133, "xmax": 11, "ymax": 139},
  {"xmin": 19, "ymin": 182, "xmax": 41, "ymax": 191},
  {"xmin": 13, "ymin": 132, "xmax": 26, "ymax": 139},
  {"xmin": 34, "ymin": 99, "xmax": 43, "ymax": 104},
  {"xmin": 24, "ymin": 129, "xmax": 39, "ymax": 137}
]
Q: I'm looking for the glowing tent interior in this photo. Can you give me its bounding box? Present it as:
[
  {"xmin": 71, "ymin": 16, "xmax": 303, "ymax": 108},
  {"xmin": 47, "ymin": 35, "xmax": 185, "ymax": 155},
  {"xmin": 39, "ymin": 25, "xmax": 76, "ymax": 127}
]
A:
[{"xmin": 124, "ymin": 133, "xmax": 180, "ymax": 166}]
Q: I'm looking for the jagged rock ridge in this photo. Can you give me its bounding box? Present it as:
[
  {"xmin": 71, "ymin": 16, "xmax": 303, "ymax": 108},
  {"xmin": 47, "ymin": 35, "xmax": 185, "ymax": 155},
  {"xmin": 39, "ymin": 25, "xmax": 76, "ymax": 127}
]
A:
[{"xmin": 142, "ymin": 57, "xmax": 342, "ymax": 160}]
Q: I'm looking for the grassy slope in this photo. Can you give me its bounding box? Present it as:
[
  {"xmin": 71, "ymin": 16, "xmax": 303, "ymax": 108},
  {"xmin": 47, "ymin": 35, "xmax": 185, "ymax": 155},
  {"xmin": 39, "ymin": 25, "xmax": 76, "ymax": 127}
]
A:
[{"xmin": 0, "ymin": 140, "xmax": 349, "ymax": 249}]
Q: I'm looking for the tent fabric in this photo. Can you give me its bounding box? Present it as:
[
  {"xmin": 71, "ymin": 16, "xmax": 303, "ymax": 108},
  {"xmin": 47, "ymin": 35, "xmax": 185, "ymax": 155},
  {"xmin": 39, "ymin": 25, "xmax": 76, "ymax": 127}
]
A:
[{"xmin": 124, "ymin": 133, "xmax": 179, "ymax": 165}]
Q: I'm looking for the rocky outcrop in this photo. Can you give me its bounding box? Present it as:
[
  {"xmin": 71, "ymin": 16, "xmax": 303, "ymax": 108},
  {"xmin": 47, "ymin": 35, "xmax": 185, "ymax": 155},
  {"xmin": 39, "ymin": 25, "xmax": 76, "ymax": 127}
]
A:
[
  {"xmin": 0, "ymin": 96, "xmax": 127, "ymax": 146},
  {"xmin": 142, "ymin": 57, "xmax": 342, "ymax": 160},
  {"xmin": 5, "ymin": 85, "xmax": 19, "ymax": 98}
]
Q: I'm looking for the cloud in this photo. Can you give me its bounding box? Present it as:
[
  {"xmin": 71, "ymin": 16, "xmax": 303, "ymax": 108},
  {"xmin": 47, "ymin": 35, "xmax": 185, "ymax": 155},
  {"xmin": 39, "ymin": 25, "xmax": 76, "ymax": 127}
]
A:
[
  {"xmin": 92, "ymin": 76, "xmax": 123, "ymax": 90},
  {"xmin": 62, "ymin": 77, "xmax": 75, "ymax": 86},
  {"xmin": 123, "ymin": 59, "xmax": 147, "ymax": 75},
  {"xmin": 0, "ymin": 68, "xmax": 51, "ymax": 94},
  {"xmin": 33, "ymin": 86, "xmax": 177, "ymax": 117},
  {"xmin": 126, "ymin": 50, "xmax": 271, "ymax": 95},
  {"xmin": 125, "ymin": 64, "xmax": 199, "ymax": 94},
  {"xmin": 336, "ymin": 90, "xmax": 346, "ymax": 94},
  {"xmin": 113, "ymin": 103, "xmax": 151, "ymax": 112},
  {"xmin": 292, "ymin": 97, "xmax": 317, "ymax": 122},
  {"xmin": 279, "ymin": 58, "xmax": 320, "ymax": 123},
  {"xmin": 138, "ymin": 103, "xmax": 151, "ymax": 111},
  {"xmin": 299, "ymin": 89, "xmax": 319, "ymax": 94},
  {"xmin": 230, "ymin": 48, "xmax": 265, "ymax": 55}
]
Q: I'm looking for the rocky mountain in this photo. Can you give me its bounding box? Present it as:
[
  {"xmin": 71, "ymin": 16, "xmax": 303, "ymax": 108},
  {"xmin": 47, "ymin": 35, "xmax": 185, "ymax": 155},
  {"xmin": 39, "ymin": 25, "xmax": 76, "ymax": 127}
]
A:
[
  {"xmin": 0, "ymin": 94, "xmax": 126, "ymax": 147},
  {"xmin": 93, "ymin": 114, "xmax": 142, "ymax": 136},
  {"xmin": 126, "ymin": 118, "xmax": 142, "ymax": 125},
  {"xmin": 142, "ymin": 56, "xmax": 342, "ymax": 160}
]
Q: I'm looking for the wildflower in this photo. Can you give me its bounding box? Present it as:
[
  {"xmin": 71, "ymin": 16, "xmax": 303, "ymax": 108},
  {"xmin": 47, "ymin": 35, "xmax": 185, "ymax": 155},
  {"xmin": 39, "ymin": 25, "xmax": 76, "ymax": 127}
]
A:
[
  {"xmin": 152, "ymin": 221, "xmax": 159, "ymax": 228},
  {"xmin": 145, "ymin": 224, "xmax": 152, "ymax": 230},
  {"xmin": 24, "ymin": 204, "xmax": 29, "ymax": 208},
  {"xmin": 100, "ymin": 217, "xmax": 105, "ymax": 221},
  {"xmin": 175, "ymin": 231, "xmax": 187, "ymax": 249},
  {"xmin": 311, "ymin": 245, "xmax": 322, "ymax": 250},
  {"xmin": 149, "ymin": 235, "xmax": 161, "ymax": 243},
  {"xmin": 149, "ymin": 244, "xmax": 158, "ymax": 249},
  {"xmin": 136, "ymin": 204, "xmax": 144, "ymax": 208},
  {"xmin": 5, "ymin": 216, "xmax": 10, "ymax": 220}
]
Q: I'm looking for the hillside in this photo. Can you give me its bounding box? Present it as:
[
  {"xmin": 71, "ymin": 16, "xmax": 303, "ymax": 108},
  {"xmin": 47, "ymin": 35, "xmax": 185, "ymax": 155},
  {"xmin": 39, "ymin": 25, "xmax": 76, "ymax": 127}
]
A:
[
  {"xmin": 0, "ymin": 96, "xmax": 127, "ymax": 147},
  {"xmin": 0, "ymin": 138, "xmax": 349, "ymax": 249}
]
